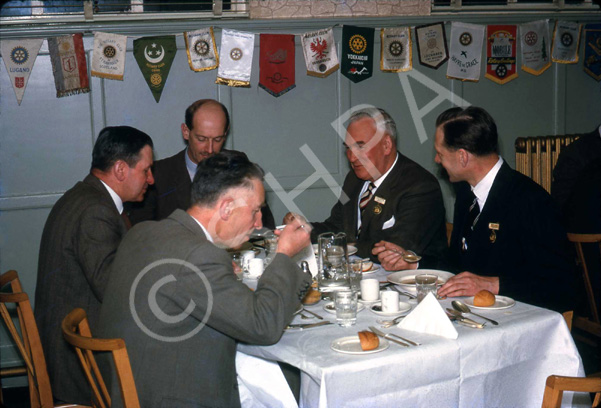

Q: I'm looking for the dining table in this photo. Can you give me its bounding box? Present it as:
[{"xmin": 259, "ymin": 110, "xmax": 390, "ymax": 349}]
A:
[{"xmin": 235, "ymin": 258, "xmax": 587, "ymax": 408}]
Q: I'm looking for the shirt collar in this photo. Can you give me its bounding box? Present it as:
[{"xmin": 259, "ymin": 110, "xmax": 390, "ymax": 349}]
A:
[
  {"xmin": 372, "ymin": 153, "xmax": 399, "ymax": 190},
  {"xmin": 191, "ymin": 216, "xmax": 214, "ymax": 243},
  {"xmin": 99, "ymin": 180, "xmax": 124, "ymax": 214},
  {"xmin": 472, "ymin": 156, "xmax": 503, "ymax": 211},
  {"xmin": 184, "ymin": 147, "xmax": 197, "ymax": 181}
]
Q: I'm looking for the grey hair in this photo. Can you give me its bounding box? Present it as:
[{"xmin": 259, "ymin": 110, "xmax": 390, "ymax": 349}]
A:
[{"xmin": 347, "ymin": 107, "xmax": 397, "ymax": 143}]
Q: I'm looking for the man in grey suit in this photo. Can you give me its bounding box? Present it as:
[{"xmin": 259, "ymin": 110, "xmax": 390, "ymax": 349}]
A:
[
  {"xmin": 97, "ymin": 151, "xmax": 312, "ymax": 407},
  {"xmin": 127, "ymin": 99, "xmax": 276, "ymax": 229},
  {"xmin": 34, "ymin": 126, "xmax": 154, "ymax": 404}
]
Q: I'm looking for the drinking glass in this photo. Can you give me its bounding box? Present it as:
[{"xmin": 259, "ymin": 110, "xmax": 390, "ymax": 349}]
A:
[
  {"xmin": 263, "ymin": 234, "xmax": 278, "ymax": 267},
  {"xmin": 335, "ymin": 290, "xmax": 358, "ymax": 327},
  {"xmin": 416, "ymin": 274, "xmax": 438, "ymax": 303},
  {"xmin": 349, "ymin": 259, "xmax": 363, "ymax": 292},
  {"xmin": 232, "ymin": 254, "xmax": 244, "ymax": 281}
]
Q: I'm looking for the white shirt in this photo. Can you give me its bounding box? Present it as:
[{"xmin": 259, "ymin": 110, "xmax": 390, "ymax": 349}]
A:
[
  {"xmin": 192, "ymin": 216, "xmax": 214, "ymax": 243},
  {"xmin": 99, "ymin": 179, "xmax": 124, "ymax": 214},
  {"xmin": 357, "ymin": 153, "xmax": 399, "ymax": 228},
  {"xmin": 185, "ymin": 147, "xmax": 197, "ymax": 181},
  {"xmin": 472, "ymin": 156, "xmax": 504, "ymax": 211}
]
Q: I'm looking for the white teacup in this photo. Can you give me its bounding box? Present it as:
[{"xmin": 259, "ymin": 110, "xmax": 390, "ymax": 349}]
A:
[
  {"xmin": 247, "ymin": 258, "xmax": 264, "ymax": 277},
  {"xmin": 381, "ymin": 291, "xmax": 400, "ymax": 313},
  {"xmin": 360, "ymin": 279, "xmax": 380, "ymax": 301}
]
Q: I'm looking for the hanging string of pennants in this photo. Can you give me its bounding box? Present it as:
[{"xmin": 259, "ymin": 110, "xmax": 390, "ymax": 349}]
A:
[{"xmin": 0, "ymin": 19, "xmax": 599, "ymax": 105}]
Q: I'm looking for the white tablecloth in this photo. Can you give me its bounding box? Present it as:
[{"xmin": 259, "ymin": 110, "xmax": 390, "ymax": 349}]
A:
[{"xmin": 237, "ymin": 290, "xmax": 587, "ymax": 407}]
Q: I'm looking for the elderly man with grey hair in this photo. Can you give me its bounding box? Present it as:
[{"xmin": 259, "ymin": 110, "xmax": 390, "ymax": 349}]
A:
[{"xmin": 286, "ymin": 107, "xmax": 448, "ymax": 269}]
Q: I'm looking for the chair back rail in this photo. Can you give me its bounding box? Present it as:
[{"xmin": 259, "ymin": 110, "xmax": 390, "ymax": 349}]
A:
[
  {"xmin": 515, "ymin": 134, "xmax": 582, "ymax": 194},
  {"xmin": 567, "ymin": 233, "xmax": 601, "ymax": 325},
  {"xmin": 62, "ymin": 308, "xmax": 140, "ymax": 408},
  {"xmin": 542, "ymin": 375, "xmax": 601, "ymax": 408}
]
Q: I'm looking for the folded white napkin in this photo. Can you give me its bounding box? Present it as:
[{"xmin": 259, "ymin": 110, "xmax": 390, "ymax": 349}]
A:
[
  {"xmin": 292, "ymin": 244, "xmax": 319, "ymax": 277},
  {"xmin": 397, "ymin": 292, "xmax": 458, "ymax": 339}
]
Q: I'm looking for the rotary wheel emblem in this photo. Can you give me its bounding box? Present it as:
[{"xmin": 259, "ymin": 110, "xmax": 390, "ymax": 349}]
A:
[
  {"xmin": 561, "ymin": 32, "xmax": 573, "ymax": 47},
  {"xmin": 388, "ymin": 41, "xmax": 403, "ymax": 57},
  {"xmin": 459, "ymin": 32, "xmax": 472, "ymax": 46},
  {"xmin": 495, "ymin": 64, "xmax": 507, "ymax": 78},
  {"xmin": 427, "ymin": 38, "xmax": 437, "ymax": 50},
  {"xmin": 150, "ymin": 73, "xmax": 162, "ymax": 86},
  {"xmin": 194, "ymin": 40, "xmax": 210, "ymax": 56},
  {"xmin": 103, "ymin": 45, "xmax": 116, "ymax": 59},
  {"xmin": 10, "ymin": 47, "xmax": 28, "ymax": 64},
  {"xmin": 524, "ymin": 31, "xmax": 538, "ymax": 47},
  {"xmin": 230, "ymin": 48, "xmax": 243, "ymax": 60},
  {"xmin": 349, "ymin": 35, "xmax": 367, "ymax": 54}
]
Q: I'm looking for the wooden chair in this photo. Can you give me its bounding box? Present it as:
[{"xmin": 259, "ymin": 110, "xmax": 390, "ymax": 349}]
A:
[
  {"xmin": 568, "ymin": 233, "xmax": 601, "ymax": 339},
  {"xmin": 445, "ymin": 222, "xmax": 453, "ymax": 247},
  {"xmin": 62, "ymin": 308, "xmax": 140, "ymax": 408},
  {"xmin": 542, "ymin": 374, "xmax": 601, "ymax": 407}
]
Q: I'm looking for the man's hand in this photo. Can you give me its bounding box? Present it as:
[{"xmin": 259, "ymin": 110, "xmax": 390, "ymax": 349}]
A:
[
  {"xmin": 282, "ymin": 212, "xmax": 306, "ymax": 225},
  {"xmin": 275, "ymin": 218, "xmax": 311, "ymax": 258},
  {"xmin": 372, "ymin": 241, "xmax": 418, "ymax": 271},
  {"xmin": 437, "ymin": 272, "xmax": 499, "ymax": 298}
]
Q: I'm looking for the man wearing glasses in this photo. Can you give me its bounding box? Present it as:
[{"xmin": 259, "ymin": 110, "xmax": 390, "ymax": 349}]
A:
[{"xmin": 128, "ymin": 99, "xmax": 275, "ymax": 228}]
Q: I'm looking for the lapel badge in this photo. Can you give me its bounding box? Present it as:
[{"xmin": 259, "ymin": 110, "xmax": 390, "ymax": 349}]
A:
[
  {"xmin": 488, "ymin": 223, "xmax": 499, "ymax": 243},
  {"xmin": 373, "ymin": 204, "xmax": 383, "ymax": 215},
  {"xmin": 374, "ymin": 196, "xmax": 386, "ymax": 205}
]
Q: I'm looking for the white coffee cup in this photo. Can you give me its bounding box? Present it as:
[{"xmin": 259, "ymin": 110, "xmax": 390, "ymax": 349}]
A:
[
  {"xmin": 381, "ymin": 291, "xmax": 400, "ymax": 313},
  {"xmin": 240, "ymin": 250, "xmax": 255, "ymax": 270},
  {"xmin": 247, "ymin": 258, "xmax": 264, "ymax": 277},
  {"xmin": 360, "ymin": 278, "xmax": 380, "ymax": 301}
]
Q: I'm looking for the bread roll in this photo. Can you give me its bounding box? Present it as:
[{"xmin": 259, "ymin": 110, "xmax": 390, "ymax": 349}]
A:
[
  {"xmin": 302, "ymin": 285, "xmax": 321, "ymax": 305},
  {"xmin": 473, "ymin": 290, "xmax": 495, "ymax": 307},
  {"xmin": 358, "ymin": 330, "xmax": 379, "ymax": 351}
]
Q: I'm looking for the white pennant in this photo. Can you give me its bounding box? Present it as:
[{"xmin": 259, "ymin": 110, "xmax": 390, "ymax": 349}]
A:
[
  {"xmin": 447, "ymin": 22, "xmax": 485, "ymax": 82},
  {"xmin": 552, "ymin": 21, "xmax": 582, "ymax": 64},
  {"xmin": 301, "ymin": 27, "xmax": 339, "ymax": 78},
  {"xmin": 184, "ymin": 27, "xmax": 219, "ymax": 72},
  {"xmin": 1, "ymin": 38, "xmax": 43, "ymax": 105},
  {"xmin": 216, "ymin": 29, "xmax": 254, "ymax": 87},
  {"xmin": 520, "ymin": 20, "xmax": 551, "ymax": 76},
  {"xmin": 380, "ymin": 27, "xmax": 412, "ymax": 72},
  {"xmin": 91, "ymin": 32, "xmax": 127, "ymax": 80}
]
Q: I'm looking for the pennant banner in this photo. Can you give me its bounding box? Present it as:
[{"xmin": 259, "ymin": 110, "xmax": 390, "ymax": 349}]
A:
[
  {"xmin": 415, "ymin": 22, "xmax": 449, "ymax": 70},
  {"xmin": 520, "ymin": 20, "xmax": 551, "ymax": 76},
  {"xmin": 48, "ymin": 33, "xmax": 90, "ymax": 98},
  {"xmin": 447, "ymin": 22, "xmax": 485, "ymax": 82},
  {"xmin": 584, "ymin": 23, "xmax": 601, "ymax": 81},
  {"xmin": 184, "ymin": 27, "xmax": 218, "ymax": 72},
  {"xmin": 133, "ymin": 35, "xmax": 177, "ymax": 103},
  {"xmin": 91, "ymin": 32, "xmax": 127, "ymax": 80},
  {"xmin": 216, "ymin": 29, "xmax": 254, "ymax": 87},
  {"xmin": 259, "ymin": 34, "xmax": 296, "ymax": 97},
  {"xmin": 485, "ymin": 25, "xmax": 518, "ymax": 84},
  {"xmin": 552, "ymin": 21, "xmax": 582, "ymax": 64},
  {"xmin": 301, "ymin": 27, "xmax": 339, "ymax": 78},
  {"xmin": 342, "ymin": 25, "xmax": 375, "ymax": 83},
  {"xmin": 0, "ymin": 38, "xmax": 43, "ymax": 105},
  {"xmin": 380, "ymin": 27, "xmax": 412, "ymax": 72}
]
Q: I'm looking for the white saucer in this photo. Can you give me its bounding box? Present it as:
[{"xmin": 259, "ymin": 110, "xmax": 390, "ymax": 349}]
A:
[
  {"xmin": 323, "ymin": 301, "xmax": 365, "ymax": 314},
  {"xmin": 331, "ymin": 336, "xmax": 389, "ymax": 354},
  {"xmin": 369, "ymin": 301, "xmax": 412, "ymax": 316},
  {"xmin": 463, "ymin": 295, "xmax": 516, "ymax": 310}
]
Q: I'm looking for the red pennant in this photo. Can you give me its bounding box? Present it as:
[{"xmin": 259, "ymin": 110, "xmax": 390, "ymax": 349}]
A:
[{"xmin": 259, "ymin": 34, "xmax": 296, "ymax": 97}]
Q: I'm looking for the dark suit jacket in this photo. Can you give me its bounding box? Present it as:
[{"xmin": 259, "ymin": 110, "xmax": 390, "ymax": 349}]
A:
[
  {"xmin": 127, "ymin": 149, "xmax": 275, "ymax": 229},
  {"xmin": 448, "ymin": 162, "xmax": 575, "ymax": 312},
  {"xmin": 552, "ymin": 128, "xmax": 601, "ymax": 212},
  {"xmin": 311, "ymin": 152, "xmax": 448, "ymax": 266},
  {"xmin": 96, "ymin": 209, "xmax": 311, "ymax": 408},
  {"xmin": 34, "ymin": 174, "xmax": 127, "ymax": 404}
]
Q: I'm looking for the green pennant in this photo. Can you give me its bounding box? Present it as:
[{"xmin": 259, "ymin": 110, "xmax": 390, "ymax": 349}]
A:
[
  {"xmin": 133, "ymin": 35, "xmax": 177, "ymax": 103},
  {"xmin": 341, "ymin": 25, "xmax": 374, "ymax": 83}
]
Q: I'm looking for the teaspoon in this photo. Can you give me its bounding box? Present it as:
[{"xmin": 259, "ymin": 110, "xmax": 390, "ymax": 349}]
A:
[
  {"xmin": 452, "ymin": 300, "xmax": 499, "ymax": 326},
  {"xmin": 392, "ymin": 249, "xmax": 422, "ymax": 263}
]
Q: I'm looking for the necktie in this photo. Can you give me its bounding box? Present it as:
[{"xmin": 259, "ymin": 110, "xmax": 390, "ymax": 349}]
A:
[
  {"xmin": 121, "ymin": 211, "xmax": 132, "ymax": 231},
  {"xmin": 357, "ymin": 182, "xmax": 376, "ymax": 238},
  {"xmin": 461, "ymin": 191, "xmax": 480, "ymax": 251}
]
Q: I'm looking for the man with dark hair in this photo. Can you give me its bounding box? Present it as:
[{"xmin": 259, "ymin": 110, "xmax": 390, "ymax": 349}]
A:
[
  {"xmin": 424, "ymin": 106, "xmax": 573, "ymax": 311},
  {"xmin": 127, "ymin": 98, "xmax": 275, "ymax": 229},
  {"xmin": 34, "ymin": 126, "xmax": 154, "ymax": 404},
  {"xmin": 96, "ymin": 151, "xmax": 312, "ymax": 407},
  {"xmin": 288, "ymin": 107, "xmax": 447, "ymax": 268}
]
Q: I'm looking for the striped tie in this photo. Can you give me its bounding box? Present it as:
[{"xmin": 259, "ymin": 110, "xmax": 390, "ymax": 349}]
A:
[
  {"xmin": 461, "ymin": 192, "xmax": 480, "ymax": 251},
  {"xmin": 357, "ymin": 182, "xmax": 375, "ymax": 238}
]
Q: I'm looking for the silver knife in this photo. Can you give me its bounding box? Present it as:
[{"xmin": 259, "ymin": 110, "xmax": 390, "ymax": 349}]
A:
[
  {"xmin": 302, "ymin": 309, "xmax": 324, "ymax": 320},
  {"xmin": 369, "ymin": 326, "xmax": 409, "ymax": 347},
  {"xmin": 286, "ymin": 321, "xmax": 332, "ymax": 330},
  {"xmin": 446, "ymin": 309, "xmax": 485, "ymax": 329}
]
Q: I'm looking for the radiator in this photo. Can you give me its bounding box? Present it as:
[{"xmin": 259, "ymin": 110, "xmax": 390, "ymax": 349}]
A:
[{"xmin": 514, "ymin": 134, "xmax": 582, "ymax": 194}]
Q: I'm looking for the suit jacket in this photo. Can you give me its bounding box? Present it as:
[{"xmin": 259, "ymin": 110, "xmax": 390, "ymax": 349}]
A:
[
  {"xmin": 127, "ymin": 149, "xmax": 275, "ymax": 229},
  {"xmin": 311, "ymin": 152, "xmax": 448, "ymax": 266},
  {"xmin": 96, "ymin": 209, "xmax": 311, "ymax": 408},
  {"xmin": 552, "ymin": 128, "xmax": 601, "ymax": 212},
  {"xmin": 34, "ymin": 174, "xmax": 127, "ymax": 404},
  {"xmin": 447, "ymin": 162, "xmax": 575, "ymax": 312}
]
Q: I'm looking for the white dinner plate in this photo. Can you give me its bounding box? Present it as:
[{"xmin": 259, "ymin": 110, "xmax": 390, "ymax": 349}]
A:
[
  {"xmin": 331, "ymin": 336, "xmax": 389, "ymax": 355},
  {"xmin": 369, "ymin": 301, "xmax": 412, "ymax": 317},
  {"xmin": 323, "ymin": 301, "xmax": 365, "ymax": 314},
  {"xmin": 312, "ymin": 244, "xmax": 358, "ymax": 256},
  {"xmin": 463, "ymin": 296, "xmax": 516, "ymax": 310},
  {"xmin": 387, "ymin": 269, "xmax": 455, "ymax": 294}
]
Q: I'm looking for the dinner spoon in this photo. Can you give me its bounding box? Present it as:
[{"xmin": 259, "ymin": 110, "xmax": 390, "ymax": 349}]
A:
[
  {"xmin": 452, "ymin": 300, "xmax": 499, "ymax": 326},
  {"xmin": 391, "ymin": 249, "xmax": 422, "ymax": 263}
]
